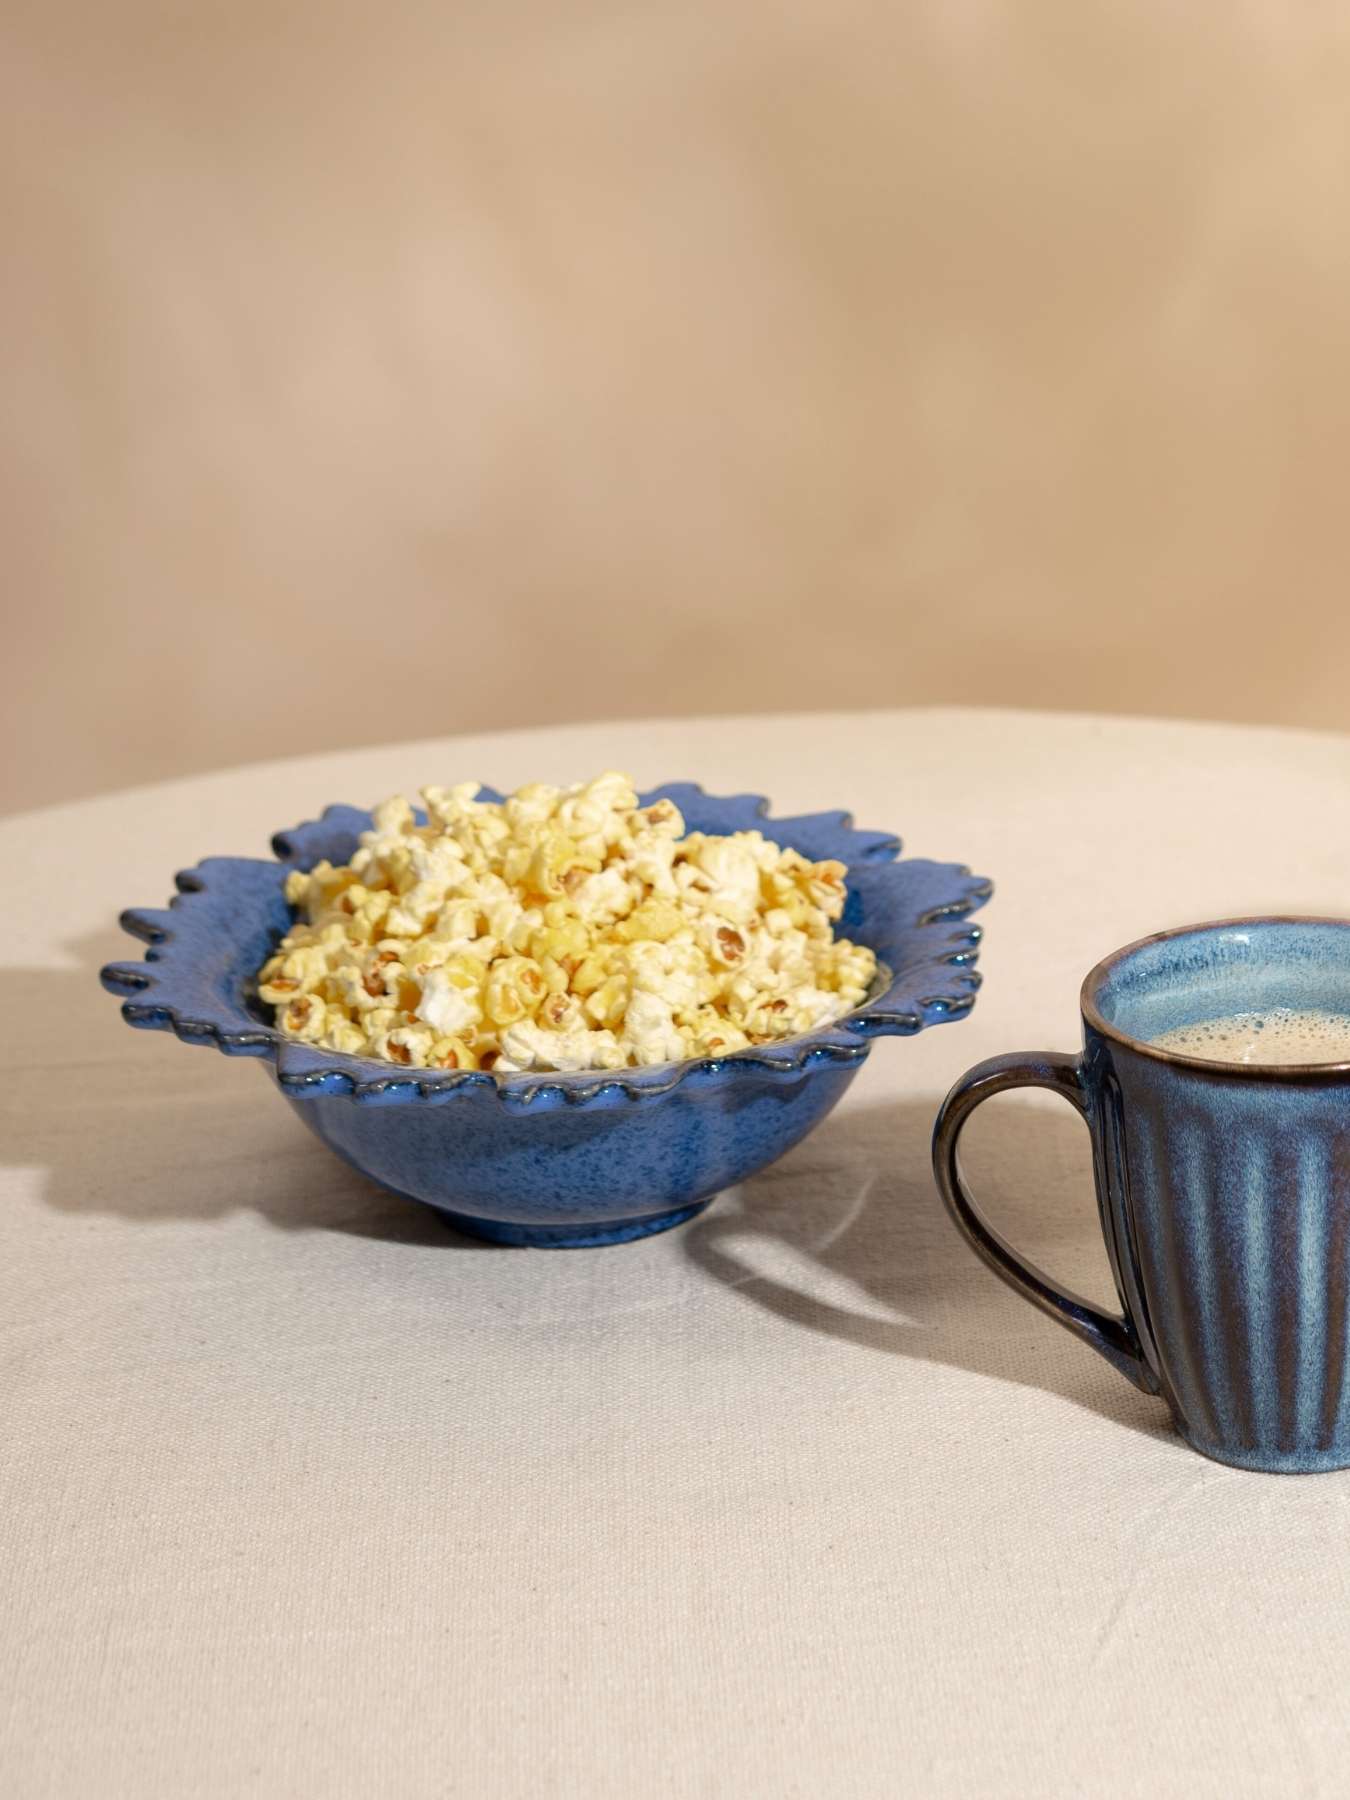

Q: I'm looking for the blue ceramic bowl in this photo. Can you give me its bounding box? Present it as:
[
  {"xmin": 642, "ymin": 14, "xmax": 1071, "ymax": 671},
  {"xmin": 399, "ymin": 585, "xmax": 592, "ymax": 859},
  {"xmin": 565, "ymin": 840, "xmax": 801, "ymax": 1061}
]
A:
[{"xmin": 101, "ymin": 784, "xmax": 992, "ymax": 1246}]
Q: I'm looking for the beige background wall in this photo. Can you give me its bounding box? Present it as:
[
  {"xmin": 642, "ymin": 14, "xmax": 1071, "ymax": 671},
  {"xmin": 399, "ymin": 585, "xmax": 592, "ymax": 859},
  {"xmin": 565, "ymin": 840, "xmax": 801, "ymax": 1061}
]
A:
[{"xmin": 5, "ymin": 2, "xmax": 1350, "ymax": 817}]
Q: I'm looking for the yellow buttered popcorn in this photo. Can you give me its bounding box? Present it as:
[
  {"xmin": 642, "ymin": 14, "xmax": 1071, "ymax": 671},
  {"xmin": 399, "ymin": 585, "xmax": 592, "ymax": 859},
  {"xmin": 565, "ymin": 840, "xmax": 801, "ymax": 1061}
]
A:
[{"xmin": 260, "ymin": 774, "xmax": 878, "ymax": 1073}]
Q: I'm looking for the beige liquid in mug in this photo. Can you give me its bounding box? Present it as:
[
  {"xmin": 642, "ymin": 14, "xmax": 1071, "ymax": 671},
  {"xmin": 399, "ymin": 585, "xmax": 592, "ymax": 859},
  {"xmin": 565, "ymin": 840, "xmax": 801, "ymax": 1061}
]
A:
[{"xmin": 1149, "ymin": 1007, "xmax": 1350, "ymax": 1065}]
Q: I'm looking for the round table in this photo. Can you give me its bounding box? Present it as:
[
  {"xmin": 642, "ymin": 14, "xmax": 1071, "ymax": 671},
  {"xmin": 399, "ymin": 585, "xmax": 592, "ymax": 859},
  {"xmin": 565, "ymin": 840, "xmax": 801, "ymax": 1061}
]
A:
[{"xmin": 6, "ymin": 708, "xmax": 1350, "ymax": 1799}]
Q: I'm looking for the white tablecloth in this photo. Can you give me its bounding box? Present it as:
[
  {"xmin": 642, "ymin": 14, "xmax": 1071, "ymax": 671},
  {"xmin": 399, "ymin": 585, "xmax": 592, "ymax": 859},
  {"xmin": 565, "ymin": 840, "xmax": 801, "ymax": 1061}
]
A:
[{"xmin": 5, "ymin": 708, "xmax": 1350, "ymax": 1798}]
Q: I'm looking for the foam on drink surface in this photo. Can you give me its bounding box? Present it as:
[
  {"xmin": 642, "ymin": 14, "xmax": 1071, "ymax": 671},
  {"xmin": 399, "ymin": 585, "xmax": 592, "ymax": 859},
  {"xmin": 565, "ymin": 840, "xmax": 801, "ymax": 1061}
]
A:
[{"xmin": 1149, "ymin": 1008, "xmax": 1350, "ymax": 1066}]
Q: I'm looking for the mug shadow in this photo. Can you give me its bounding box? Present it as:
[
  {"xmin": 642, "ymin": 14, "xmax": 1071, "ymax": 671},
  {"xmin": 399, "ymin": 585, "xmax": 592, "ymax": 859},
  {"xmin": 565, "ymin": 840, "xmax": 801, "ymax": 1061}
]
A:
[
  {"xmin": 683, "ymin": 1092, "xmax": 1174, "ymax": 1443},
  {"xmin": 7, "ymin": 928, "xmax": 481, "ymax": 1248}
]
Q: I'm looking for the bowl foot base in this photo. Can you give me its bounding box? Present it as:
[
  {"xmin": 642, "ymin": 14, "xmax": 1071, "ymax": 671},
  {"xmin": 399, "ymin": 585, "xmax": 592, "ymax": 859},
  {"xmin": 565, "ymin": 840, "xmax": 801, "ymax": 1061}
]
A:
[{"xmin": 432, "ymin": 1200, "xmax": 712, "ymax": 1248}]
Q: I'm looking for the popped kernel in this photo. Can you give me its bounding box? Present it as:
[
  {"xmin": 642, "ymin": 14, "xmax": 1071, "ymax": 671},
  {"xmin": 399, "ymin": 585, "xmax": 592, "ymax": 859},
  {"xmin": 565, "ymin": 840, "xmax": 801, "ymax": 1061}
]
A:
[{"xmin": 264, "ymin": 772, "xmax": 878, "ymax": 1072}]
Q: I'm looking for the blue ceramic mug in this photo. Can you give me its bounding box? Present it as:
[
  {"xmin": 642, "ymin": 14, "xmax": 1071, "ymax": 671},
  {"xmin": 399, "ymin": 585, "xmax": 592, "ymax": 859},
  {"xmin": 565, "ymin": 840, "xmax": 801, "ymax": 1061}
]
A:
[{"xmin": 933, "ymin": 918, "xmax": 1350, "ymax": 1473}]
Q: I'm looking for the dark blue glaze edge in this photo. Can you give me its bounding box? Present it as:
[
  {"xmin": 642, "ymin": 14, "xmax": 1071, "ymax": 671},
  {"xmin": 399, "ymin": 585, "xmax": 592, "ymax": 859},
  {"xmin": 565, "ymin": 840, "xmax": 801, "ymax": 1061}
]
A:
[{"xmin": 101, "ymin": 781, "xmax": 992, "ymax": 1111}]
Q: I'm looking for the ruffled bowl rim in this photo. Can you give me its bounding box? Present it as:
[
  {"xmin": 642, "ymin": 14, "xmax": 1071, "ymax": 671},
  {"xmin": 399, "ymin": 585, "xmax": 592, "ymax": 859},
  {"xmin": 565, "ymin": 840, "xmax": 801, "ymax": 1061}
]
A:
[{"xmin": 101, "ymin": 782, "xmax": 992, "ymax": 1110}]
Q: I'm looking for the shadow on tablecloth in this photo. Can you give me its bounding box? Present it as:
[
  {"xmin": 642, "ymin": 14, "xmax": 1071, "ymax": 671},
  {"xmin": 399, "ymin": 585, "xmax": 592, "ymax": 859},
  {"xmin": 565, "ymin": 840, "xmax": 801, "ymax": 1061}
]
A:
[
  {"xmin": 683, "ymin": 1093, "xmax": 1175, "ymax": 1445},
  {"xmin": 9, "ymin": 927, "xmax": 472, "ymax": 1248},
  {"xmin": 13, "ymin": 931, "xmax": 1173, "ymax": 1431}
]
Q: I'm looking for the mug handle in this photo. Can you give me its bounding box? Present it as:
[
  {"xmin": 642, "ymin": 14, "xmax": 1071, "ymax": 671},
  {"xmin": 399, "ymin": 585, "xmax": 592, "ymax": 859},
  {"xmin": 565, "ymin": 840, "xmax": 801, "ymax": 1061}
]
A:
[{"xmin": 932, "ymin": 1051, "xmax": 1158, "ymax": 1394}]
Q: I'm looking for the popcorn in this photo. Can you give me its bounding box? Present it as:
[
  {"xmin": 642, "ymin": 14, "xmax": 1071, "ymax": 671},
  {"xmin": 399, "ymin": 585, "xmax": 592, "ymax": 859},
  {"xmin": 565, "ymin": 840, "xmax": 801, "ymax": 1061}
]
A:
[
  {"xmin": 260, "ymin": 773, "xmax": 878, "ymax": 1073},
  {"xmin": 414, "ymin": 968, "xmax": 480, "ymax": 1039}
]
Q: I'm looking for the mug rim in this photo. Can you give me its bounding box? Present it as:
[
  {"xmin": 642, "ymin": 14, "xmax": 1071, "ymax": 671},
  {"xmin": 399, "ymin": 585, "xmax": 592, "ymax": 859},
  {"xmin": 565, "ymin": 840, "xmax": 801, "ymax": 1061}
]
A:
[{"xmin": 1080, "ymin": 915, "xmax": 1350, "ymax": 1079}]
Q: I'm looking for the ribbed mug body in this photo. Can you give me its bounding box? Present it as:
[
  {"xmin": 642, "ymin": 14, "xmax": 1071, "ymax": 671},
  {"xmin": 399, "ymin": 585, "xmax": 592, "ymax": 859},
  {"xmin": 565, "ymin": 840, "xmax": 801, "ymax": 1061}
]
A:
[{"xmin": 1087, "ymin": 1030, "xmax": 1350, "ymax": 1472}]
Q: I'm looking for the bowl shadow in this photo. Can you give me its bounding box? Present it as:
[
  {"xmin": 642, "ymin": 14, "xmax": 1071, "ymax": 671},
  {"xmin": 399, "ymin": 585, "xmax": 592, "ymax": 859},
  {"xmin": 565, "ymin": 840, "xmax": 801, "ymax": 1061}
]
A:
[
  {"xmin": 9, "ymin": 929, "xmax": 482, "ymax": 1248},
  {"xmin": 682, "ymin": 1092, "xmax": 1174, "ymax": 1443},
  {"xmin": 15, "ymin": 930, "xmax": 1169, "ymax": 1437}
]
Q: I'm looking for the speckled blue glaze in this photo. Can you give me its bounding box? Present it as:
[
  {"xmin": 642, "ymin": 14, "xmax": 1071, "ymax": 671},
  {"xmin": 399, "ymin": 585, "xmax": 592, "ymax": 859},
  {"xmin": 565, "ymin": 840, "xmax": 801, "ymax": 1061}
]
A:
[
  {"xmin": 935, "ymin": 919, "xmax": 1350, "ymax": 1473},
  {"xmin": 103, "ymin": 783, "xmax": 991, "ymax": 1247}
]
